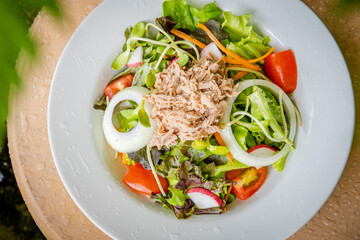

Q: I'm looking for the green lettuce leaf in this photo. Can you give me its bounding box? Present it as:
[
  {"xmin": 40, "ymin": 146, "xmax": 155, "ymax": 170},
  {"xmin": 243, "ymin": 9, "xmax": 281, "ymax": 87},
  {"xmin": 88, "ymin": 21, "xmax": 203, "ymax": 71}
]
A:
[
  {"xmin": 273, "ymin": 148, "xmax": 291, "ymax": 172},
  {"xmin": 162, "ymin": 0, "xmax": 197, "ymax": 30},
  {"xmin": 214, "ymin": 159, "xmax": 248, "ymax": 178},
  {"xmin": 162, "ymin": 0, "xmax": 223, "ymax": 31},
  {"xmin": 198, "ymin": 2, "xmax": 223, "ymax": 23},
  {"xmin": 166, "ymin": 187, "xmax": 189, "ymax": 206},
  {"xmin": 222, "ymin": 12, "xmax": 271, "ymax": 60},
  {"xmin": 249, "ymin": 86, "xmax": 285, "ymax": 140},
  {"xmin": 222, "ymin": 12, "xmax": 253, "ymax": 41}
]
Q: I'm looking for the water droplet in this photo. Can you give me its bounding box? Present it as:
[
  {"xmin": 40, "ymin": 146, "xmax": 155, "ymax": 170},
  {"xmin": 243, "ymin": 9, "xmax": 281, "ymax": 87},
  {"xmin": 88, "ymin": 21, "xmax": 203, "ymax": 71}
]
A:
[
  {"xmin": 106, "ymin": 184, "xmax": 113, "ymax": 192},
  {"xmin": 213, "ymin": 225, "xmax": 222, "ymax": 234},
  {"xmin": 73, "ymin": 186, "xmax": 80, "ymax": 197},
  {"xmin": 276, "ymin": 195, "xmax": 283, "ymax": 205},
  {"xmin": 60, "ymin": 120, "xmax": 68, "ymax": 128},
  {"xmin": 92, "ymin": 212, "xmax": 100, "ymax": 219},
  {"xmin": 240, "ymin": 231, "xmax": 249, "ymax": 239},
  {"xmin": 64, "ymin": 157, "xmax": 77, "ymax": 177},
  {"xmin": 169, "ymin": 233, "xmax": 181, "ymax": 240},
  {"xmin": 71, "ymin": 145, "xmax": 91, "ymax": 173}
]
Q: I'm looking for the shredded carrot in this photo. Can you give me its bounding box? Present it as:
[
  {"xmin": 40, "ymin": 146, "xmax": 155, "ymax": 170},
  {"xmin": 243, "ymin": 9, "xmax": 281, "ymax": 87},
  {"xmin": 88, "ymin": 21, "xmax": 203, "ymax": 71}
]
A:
[
  {"xmin": 214, "ymin": 132, "xmax": 234, "ymax": 164},
  {"xmin": 232, "ymin": 71, "xmax": 247, "ymax": 81},
  {"xmin": 170, "ymin": 29, "xmax": 206, "ymax": 49},
  {"xmin": 248, "ymin": 47, "xmax": 274, "ymax": 63},
  {"xmin": 121, "ymin": 153, "xmax": 127, "ymax": 165},
  {"xmin": 224, "ymin": 56, "xmax": 242, "ymax": 65},
  {"xmin": 222, "ymin": 185, "xmax": 233, "ymax": 210},
  {"xmin": 197, "ymin": 23, "xmax": 261, "ymax": 71}
]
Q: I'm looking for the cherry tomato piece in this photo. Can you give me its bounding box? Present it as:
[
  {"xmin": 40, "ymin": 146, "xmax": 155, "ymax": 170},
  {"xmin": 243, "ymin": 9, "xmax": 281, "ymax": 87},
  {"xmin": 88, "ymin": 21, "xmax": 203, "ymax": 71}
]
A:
[
  {"xmin": 226, "ymin": 167, "xmax": 266, "ymax": 200},
  {"xmin": 122, "ymin": 163, "xmax": 168, "ymax": 196},
  {"xmin": 104, "ymin": 74, "xmax": 133, "ymax": 100},
  {"xmin": 264, "ymin": 49, "xmax": 297, "ymax": 94}
]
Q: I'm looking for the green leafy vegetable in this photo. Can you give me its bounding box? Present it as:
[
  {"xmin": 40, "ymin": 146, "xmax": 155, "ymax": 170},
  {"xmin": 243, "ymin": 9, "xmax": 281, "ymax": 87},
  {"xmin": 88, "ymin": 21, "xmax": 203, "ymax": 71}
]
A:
[
  {"xmin": 114, "ymin": 100, "xmax": 139, "ymax": 132},
  {"xmin": 214, "ymin": 159, "xmax": 248, "ymax": 178},
  {"xmin": 197, "ymin": 2, "xmax": 223, "ymax": 23},
  {"xmin": 177, "ymin": 52, "xmax": 189, "ymax": 66},
  {"xmin": 112, "ymin": 51, "xmax": 130, "ymax": 70},
  {"xmin": 233, "ymin": 125, "xmax": 249, "ymax": 151},
  {"xmin": 117, "ymin": 114, "xmax": 137, "ymax": 133},
  {"xmin": 248, "ymin": 86, "xmax": 285, "ymax": 140},
  {"xmin": 221, "ymin": 12, "xmax": 271, "ymax": 60},
  {"xmin": 162, "ymin": 0, "xmax": 197, "ymax": 30},
  {"xmin": 273, "ymin": 148, "xmax": 291, "ymax": 172},
  {"xmin": 189, "ymin": 19, "xmax": 228, "ymax": 46},
  {"xmin": 127, "ymin": 146, "xmax": 162, "ymax": 170},
  {"xmin": 138, "ymin": 100, "xmax": 151, "ymax": 128},
  {"xmin": 165, "ymin": 187, "xmax": 188, "ymax": 206},
  {"xmin": 130, "ymin": 21, "xmax": 146, "ymax": 38},
  {"xmin": 112, "ymin": 21, "xmax": 146, "ymax": 70},
  {"xmin": 162, "ymin": 0, "xmax": 223, "ymax": 31}
]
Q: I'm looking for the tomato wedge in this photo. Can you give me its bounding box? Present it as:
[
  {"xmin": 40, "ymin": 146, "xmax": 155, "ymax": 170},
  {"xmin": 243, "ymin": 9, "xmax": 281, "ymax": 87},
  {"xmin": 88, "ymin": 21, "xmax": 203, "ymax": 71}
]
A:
[
  {"xmin": 104, "ymin": 74, "xmax": 133, "ymax": 100},
  {"xmin": 226, "ymin": 167, "xmax": 266, "ymax": 200},
  {"xmin": 264, "ymin": 49, "xmax": 297, "ymax": 94},
  {"xmin": 122, "ymin": 163, "xmax": 168, "ymax": 196}
]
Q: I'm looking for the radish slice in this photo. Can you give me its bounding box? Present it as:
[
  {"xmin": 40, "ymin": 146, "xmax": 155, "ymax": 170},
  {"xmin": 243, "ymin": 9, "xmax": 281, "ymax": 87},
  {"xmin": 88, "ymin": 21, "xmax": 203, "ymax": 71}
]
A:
[
  {"xmin": 167, "ymin": 57, "xmax": 179, "ymax": 68},
  {"xmin": 187, "ymin": 188, "xmax": 222, "ymax": 209},
  {"xmin": 248, "ymin": 144, "xmax": 277, "ymax": 157},
  {"xmin": 126, "ymin": 47, "xmax": 143, "ymax": 68},
  {"xmin": 220, "ymin": 79, "xmax": 297, "ymax": 168},
  {"xmin": 102, "ymin": 86, "xmax": 156, "ymax": 153},
  {"xmin": 200, "ymin": 42, "xmax": 223, "ymax": 60}
]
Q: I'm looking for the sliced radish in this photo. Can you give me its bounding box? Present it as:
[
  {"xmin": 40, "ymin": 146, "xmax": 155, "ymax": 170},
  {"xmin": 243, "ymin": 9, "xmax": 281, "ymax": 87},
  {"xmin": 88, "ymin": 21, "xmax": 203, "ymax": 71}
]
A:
[
  {"xmin": 126, "ymin": 47, "xmax": 143, "ymax": 68},
  {"xmin": 248, "ymin": 144, "xmax": 277, "ymax": 158},
  {"xmin": 167, "ymin": 57, "xmax": 179, "ymax": 69},
  {"xmin": 186, "ymin": 188, "xmax": 222, "ymax": 209},
  {"xmin": 200, "ymin": 42, "xmax": 223, "ymax": 60}
]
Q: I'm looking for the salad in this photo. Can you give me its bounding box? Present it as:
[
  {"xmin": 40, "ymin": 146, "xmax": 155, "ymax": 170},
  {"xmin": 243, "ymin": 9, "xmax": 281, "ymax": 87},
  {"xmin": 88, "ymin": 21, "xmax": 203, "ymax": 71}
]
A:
[{"xmin": 94, "ymin": 0, "xmax": 301, "ymax": 219}]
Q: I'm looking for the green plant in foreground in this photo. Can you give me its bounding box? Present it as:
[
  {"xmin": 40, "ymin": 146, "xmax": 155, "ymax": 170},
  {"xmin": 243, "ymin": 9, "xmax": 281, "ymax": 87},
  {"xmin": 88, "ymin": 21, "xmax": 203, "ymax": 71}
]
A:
[{"xmin": 0, "ymin": 0, "xmax": 60, "ymax": 146}]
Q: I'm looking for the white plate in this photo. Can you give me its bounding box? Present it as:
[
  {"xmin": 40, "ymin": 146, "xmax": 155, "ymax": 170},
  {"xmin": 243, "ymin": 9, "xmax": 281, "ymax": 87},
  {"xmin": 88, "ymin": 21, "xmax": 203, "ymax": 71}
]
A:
[{"xmin": 48, "ymin": 0, "xmax": 355, "ymax": 239}]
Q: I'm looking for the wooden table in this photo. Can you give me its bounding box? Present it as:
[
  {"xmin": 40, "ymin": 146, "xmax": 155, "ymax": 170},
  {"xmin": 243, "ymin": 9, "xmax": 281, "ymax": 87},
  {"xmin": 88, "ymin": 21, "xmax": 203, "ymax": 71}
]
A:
[{"xmin": 8, "ymin": 0, "xmax": 360, "ymax": 239}]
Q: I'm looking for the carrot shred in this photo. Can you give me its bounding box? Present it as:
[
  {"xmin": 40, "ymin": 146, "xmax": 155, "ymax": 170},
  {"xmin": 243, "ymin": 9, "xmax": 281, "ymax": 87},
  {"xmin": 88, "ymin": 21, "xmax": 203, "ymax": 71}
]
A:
[
  {"xmin": 232, "ymin": 71, "xmax": 247, "ymax": 81},
  {"xmin": 222, "ymin": 185, "xmax": 233, "ymax": 210},
  {"xmin": 248, "ymin": 47, "xmax": 275, "ymax": 63},
  {"xmin": 214, "ymin": 132, "xmax": 234, "ymax": 165},
  {"xmin": 170, "ymin": 29, "xmax": 206, "ymax": 49},
  {"xmin": 224, "ymin": 56, "xmax": 242, "ymax": 65},
  {"xmin": 121, "ymin": 153, "xmax": 127, "ymax": 165},
  {"xmin": 197, "ymin": 23, "xmax": 261, "ymax": 71}
]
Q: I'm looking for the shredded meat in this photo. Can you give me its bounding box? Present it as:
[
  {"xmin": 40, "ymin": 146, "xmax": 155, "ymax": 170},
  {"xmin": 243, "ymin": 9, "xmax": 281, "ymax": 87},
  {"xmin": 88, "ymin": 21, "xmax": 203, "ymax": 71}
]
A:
[{"xmin": 144, "ymin": 57, "xmax": 238, "ymax": 149}]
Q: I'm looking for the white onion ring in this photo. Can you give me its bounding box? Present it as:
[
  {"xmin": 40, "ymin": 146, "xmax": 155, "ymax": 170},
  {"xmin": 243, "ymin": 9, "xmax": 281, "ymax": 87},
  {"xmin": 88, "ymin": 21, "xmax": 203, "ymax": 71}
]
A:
[
  {"xmin": 103, "ymin": 86, "xmax": 156, "ymax": 153},
  {"xmin": 220, "ymin": 80, "xmax": 297, "ymax": 167}
]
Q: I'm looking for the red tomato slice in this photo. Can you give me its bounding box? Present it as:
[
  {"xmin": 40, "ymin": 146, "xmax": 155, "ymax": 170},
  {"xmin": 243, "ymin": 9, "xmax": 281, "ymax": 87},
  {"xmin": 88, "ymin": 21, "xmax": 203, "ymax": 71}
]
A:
[
  {"xmin": 122, "ymin": 163, "xmax": 168, "ymax": 196},
  {"xmin": 226, "ymin": 167, "xmax": 266, "ymax": 200},
  {"xmin": 104, "ymin": 74, "xmax": 133, "ymax": 100},
  {"xmin": 264, "ymin": 49, "xmax": 297, "ymax": 94}
]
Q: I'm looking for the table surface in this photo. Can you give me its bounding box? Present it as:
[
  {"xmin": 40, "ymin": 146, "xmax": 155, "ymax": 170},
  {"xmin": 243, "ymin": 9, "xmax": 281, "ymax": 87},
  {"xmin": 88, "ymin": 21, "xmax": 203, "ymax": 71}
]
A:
[{"xmin": 7, "ymin": 0, "xmax": 360, "ymax": 239}]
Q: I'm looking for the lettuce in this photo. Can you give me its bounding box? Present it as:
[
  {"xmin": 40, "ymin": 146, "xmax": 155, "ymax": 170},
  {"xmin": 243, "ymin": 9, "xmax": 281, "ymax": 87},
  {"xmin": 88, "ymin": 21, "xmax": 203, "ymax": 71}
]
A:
[
  {"xmin": 166, "ymin": 186, "xmax": 188, "ymax": 206},
  {"xmin": 222, "ymin": 12, "xmax": 271, "ymax": 60},
  {"xmin": 249, "ymin": 86, "xmax": 285, "ymax": 140},
  {"xmin": 162, "ymin": 0, "xmax": 223, "ymax": 31},
  {"xmin": 214, "ymin": 159, "xmax": 248, "ymax": 178}
]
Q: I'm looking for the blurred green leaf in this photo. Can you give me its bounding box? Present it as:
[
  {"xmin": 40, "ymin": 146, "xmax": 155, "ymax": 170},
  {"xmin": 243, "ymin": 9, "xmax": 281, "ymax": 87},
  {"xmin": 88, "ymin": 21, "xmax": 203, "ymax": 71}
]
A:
[{"xmin": 0, "ymin": 0, "xmax": 60, "ymax": 146}]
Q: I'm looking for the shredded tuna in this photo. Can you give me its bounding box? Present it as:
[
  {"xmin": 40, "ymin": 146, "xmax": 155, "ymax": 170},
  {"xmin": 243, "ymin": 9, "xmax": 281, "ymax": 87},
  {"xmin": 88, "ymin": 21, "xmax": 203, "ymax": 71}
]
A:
[{"xmin": 144, "ymin": 57, "xmax": 238, "ymax": 149}]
